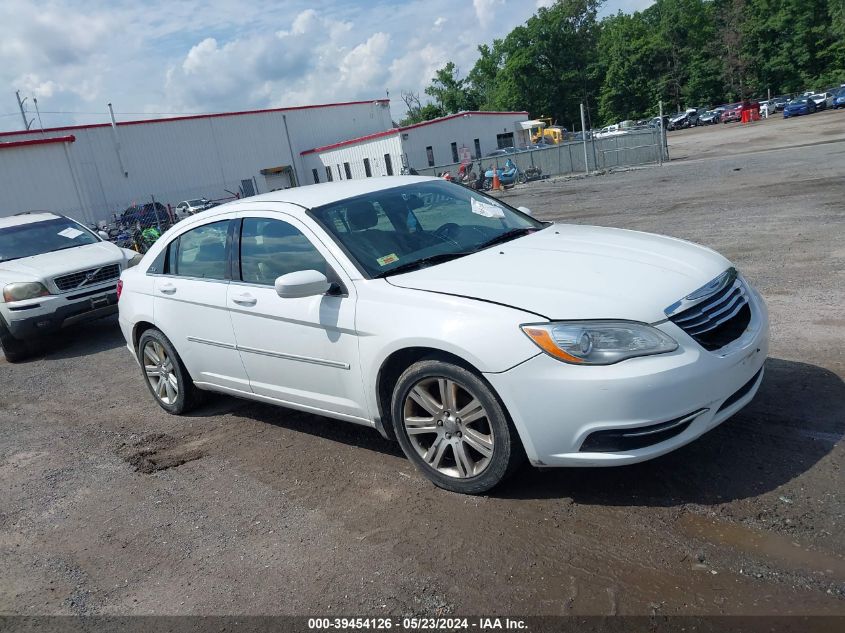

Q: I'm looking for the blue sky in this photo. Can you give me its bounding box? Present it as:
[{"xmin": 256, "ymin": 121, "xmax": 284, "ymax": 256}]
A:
[{"xmin": 1, "ymin": 0, "xmax": 655, "ymax": 131}]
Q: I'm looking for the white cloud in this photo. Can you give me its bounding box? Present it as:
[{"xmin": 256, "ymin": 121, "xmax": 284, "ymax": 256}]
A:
[
  {"xmin": 0, "ymin": 0, "xmax": 653, "ymax": 130},
  {"xmin": 473, "ymin": 0, "xmax": 507, "ymax": 28}
]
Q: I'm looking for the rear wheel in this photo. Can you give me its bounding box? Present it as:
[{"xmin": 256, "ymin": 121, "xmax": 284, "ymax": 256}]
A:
[
  {"xmin": 391, "ymin": 359, "xmax": 524, "ymax": 494},
  {"xmin": 138, "ymin": 329, "xmax": 202, "ymax": 414}
]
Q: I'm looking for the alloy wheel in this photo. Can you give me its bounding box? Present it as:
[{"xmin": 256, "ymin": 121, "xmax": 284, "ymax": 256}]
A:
[
  {"xmin": 402, "ymin": 377, "xmax": 494, "ymax": 479},
  {"xmin": 142, "ymin": 340, "xmax": 179, "ymax": 405}
]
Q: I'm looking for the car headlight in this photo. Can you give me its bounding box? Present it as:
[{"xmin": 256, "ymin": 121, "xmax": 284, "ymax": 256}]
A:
[
  {"xmin": 126, "ymin": 253, "xmax": 144, "ymax": 268},
  {"xmin": 2, "ymin": 282, "xmax": 51, "ymax": 302},
  {"xmin": 521, "ymin": 321, "xmax": 678, "ymax": 365}
]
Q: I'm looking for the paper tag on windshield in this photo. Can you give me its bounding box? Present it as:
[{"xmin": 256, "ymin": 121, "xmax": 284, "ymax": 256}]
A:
[
  {"xmin": 58, "ymin": 227, "xmax": 84, "ymax": 239},
  {"xmin": 376, "ymin": 253, "xmax": 399, "ymax": 266},
  {"xmin": 471, "ymin": 198, "xmax": 505, "ymax": 218}
]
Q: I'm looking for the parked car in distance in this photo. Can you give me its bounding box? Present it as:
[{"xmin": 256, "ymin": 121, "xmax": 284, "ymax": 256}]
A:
[
  {"xmin": 175, "ymin": 199, "xmax": 213, "ymax": 220},
  {"xmin": 809, "ymin": 92, "xmax": 834, "ymax": 110},
  {"xmin": 0, "ymin": 212, "xmax": 140, "ymax": 362},
  {"xmin": 833, "ymin": 88, "xmax": 845, "ymax": 109},
  {"xmin": 698, "ymin": 110, "xmax": 721, "ymax": 125},
  {"xmin": 121, "ymin": 202, "xmax": 170, "ymax": 230},
  {"xmin": 595, "ymin": 124, "xmax": 629, "ymax": 138},
  {"xmin": 770, "ymin": 97, "xmax": 789, "ymax": 111},
  {"xmin": 118, "ymin": 176, "xmax": 769, "ymax": 494},
  {"xmin": 667, "ymin": 111, "xmax": 692, "ymax": 130},
  {"xmin": 721, "ymin": 103, "xmax": 742, "ymax": 123},
  {"xmin": 783, "ymin": 97, "xmax": 817, "ymax": 118}
]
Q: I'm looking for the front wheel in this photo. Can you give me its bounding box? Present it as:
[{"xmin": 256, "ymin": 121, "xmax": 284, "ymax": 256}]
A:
[
  {"xmin": 391, "ymin": 359, "xmax": 524, "ymax": 494},
  {"xmin": 0, "ymin": 322, "xmax": 32, "ymax": 363}
]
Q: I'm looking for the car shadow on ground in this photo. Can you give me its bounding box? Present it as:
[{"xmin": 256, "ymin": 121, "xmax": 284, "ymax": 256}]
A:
[
  {"xmin": 0, "ymin": 316, "xmax": 126, "ymax": 364},
  {"xmin": 495, "ymin": 357, "xmax": 844, "ymax": 504},
  {"xmin": 186, "ymin": 356, "xmax": 843, "ymax": 506},
  {"xmin": 188, "ymin": 393, "xmax": 405, "ymax": 459},
  {"xmin": 41, "ymin": 316, "xmax": 127, "ymax": 360}
]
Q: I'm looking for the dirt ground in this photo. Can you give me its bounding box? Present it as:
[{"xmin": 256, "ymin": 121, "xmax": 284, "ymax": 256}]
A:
[{"xmin": 2, "ymin": 111, "xmax": 844, "ymax": 617}]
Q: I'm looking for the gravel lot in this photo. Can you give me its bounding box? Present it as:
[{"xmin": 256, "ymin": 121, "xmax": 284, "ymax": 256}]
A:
[{"xmin": 2, "ymin": 111, "xmax": 844, "ymax": 617}]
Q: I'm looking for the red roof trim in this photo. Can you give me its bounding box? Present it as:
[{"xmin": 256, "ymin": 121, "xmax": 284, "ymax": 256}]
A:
[
  {"xmin": 0, "ymin": 135, "xmax": 76, "ymax": 150},
  {"xmin": 301, "ymin": 111, "xmax": 530, "ymax": 156},
  {"xmin": 399, "ymin": 110, "xmax": 529, "ymax": 132},
  {"xmin": 301, "ymin": 129, "xmax": 401, "ymax": 155},
  {"xmin": 0, "ymin": 99, "xmax": 390, "ymax": 138}
]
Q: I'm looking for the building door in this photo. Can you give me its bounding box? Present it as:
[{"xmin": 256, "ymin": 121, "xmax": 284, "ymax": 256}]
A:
[{"xmin": 264, "ymin": 171, "xmax": 291, "ymax": 191}]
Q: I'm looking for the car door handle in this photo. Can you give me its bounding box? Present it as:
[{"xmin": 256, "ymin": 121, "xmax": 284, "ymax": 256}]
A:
[
  {"xmin": 159, "ymin": 283, "xmax": 177, "ymax": 295},
  {"xmin": 231, "ymin": 293, "xmax": 257, "ymax": 307}
]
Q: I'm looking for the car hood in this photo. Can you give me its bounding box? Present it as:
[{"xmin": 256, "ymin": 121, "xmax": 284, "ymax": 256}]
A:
[
  {"xmin": 387, "ymin": 225, "xmax": 731, "ymax": 323},
  {"xmin": 0, "ymin": 241, "xmax": 126, "ymax": 282}
]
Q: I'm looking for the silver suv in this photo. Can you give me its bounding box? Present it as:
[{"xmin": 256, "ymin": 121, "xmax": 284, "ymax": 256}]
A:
[{"xmin": 0, "ymin": 212, "xmax": 140, "ymax": 362}]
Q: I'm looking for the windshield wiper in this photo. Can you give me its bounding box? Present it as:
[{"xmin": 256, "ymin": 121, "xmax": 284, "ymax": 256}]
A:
[
  {"xmin": 375, "ymin": 252, "xmax": 471, "ymax": 278},
  {"xmin": 473, "ymin": 227, "xmax": 539, "ymax": 251}
]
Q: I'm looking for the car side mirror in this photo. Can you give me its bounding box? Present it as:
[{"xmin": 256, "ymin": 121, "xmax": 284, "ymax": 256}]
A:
[
  {"xmin": 98, "ymin": 230, "xmax": 110, "ymax": 240},
  {"xmin": 517, "ymin": 206, "xmax": 533, "ymax": 217},
  {"xmin": 275, "ymin": 270, "xmax": 331, "ymax": 299}
]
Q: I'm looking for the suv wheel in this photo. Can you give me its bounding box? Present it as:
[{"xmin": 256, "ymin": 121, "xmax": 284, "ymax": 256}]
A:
[
  {"xmin": 0, "ymin": 321, "xmax": 31, "ymax": 363},
  {"xmin": 138, "ymin": 329, "xmax": 202, "ymax": 414},
  {"xmin": 391, "ymin": 359, "xmax": 524, "ymax": 494}
]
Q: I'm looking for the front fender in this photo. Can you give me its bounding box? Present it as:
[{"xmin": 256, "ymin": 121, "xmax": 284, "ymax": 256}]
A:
[{"xmin": 354, "ymin": 280, "xmax": 542, "ymax": 424}]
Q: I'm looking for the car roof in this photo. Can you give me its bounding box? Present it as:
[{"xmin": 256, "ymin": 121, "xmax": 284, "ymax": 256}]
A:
[
  {"xmin": 0, "ymin": 212, "xmax": 62, "ymax": 228},
  {"xmin": 181, "ymin": 176, "xmax": 441, "ymax": 225}
]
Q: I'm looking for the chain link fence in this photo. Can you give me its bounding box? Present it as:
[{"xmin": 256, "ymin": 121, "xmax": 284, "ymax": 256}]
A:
[
  {"xmin": 413, "ymin": 126, "xmax": 668, "ymax": 182},
  {"xmin": 94, "ymin": 193, "xmax": 238, "ymax": 254}
]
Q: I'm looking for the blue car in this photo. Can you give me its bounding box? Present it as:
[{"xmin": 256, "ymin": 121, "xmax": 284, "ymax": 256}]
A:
[
  {"xmin": 783, "ymin": 97, "xmax": 817, "ymax": 118},
  {"xmin": 833, "ymin": 88, "xmax": 845, "ymax": 110}
]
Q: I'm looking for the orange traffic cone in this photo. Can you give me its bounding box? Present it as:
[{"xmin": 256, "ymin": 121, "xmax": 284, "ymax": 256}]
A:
[{"xmin": 492, "ymin": 169, "xmax": 501, "ymax": 191}]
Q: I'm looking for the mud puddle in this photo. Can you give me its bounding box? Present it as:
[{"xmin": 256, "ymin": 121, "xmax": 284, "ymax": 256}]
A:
[
  {"xmin": 117, "ymin": 433, "xmax": 206, "ymax": 474},
  {"xmin": 678, "ymin": 512, "xmax": 845, "ymax": 584}
]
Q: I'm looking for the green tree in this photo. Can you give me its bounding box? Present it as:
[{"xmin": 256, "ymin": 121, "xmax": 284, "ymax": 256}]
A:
[{"xmin": 424, "ymin": 62, "xmax": 479, "ymax": 113}]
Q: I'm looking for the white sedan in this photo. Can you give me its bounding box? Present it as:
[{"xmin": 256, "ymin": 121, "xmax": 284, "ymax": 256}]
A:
[{"xmin": 117, "ymin": 176, "xmax": 768, "ymax": 494}]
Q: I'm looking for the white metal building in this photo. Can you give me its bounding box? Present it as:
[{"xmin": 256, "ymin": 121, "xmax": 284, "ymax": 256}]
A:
[
  {"xmin": 0, "ymin": 99, "xmax": 392, "ymax": 223},
  {"xmin": 301, "ymin": 111, "xmax": 530, "ymax": 183}
]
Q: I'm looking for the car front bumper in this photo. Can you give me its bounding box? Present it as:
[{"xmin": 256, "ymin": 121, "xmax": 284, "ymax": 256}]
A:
[
  {"xmin": 485, "ymin": 289, "xmax": 769, "ymax": 467},
  {"xmin": 2, "ymin": 285, "xmax": 118, "ymax": 340}
]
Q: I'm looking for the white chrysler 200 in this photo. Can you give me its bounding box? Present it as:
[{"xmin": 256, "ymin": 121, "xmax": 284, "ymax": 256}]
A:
[{"xmin": 118, "ymin": 176, "xmax": 768, "ymax": 494}]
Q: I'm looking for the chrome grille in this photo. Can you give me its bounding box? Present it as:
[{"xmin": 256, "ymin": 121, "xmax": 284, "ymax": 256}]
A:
[
  {"xmin": 667, "ymin": 268, "xmax": 752, "ymax": 351},
  {"xmin": 54, "ymin": 264, "xmax": 121, "ymax": 292}
]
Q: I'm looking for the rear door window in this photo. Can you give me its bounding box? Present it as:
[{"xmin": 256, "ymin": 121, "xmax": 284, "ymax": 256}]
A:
[{"xmin": 171, "ymin": 221, "xmax": 230, "ymax": 279}]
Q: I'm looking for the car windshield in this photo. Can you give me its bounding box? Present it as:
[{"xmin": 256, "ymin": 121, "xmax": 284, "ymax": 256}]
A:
[
  {"xmin": 790, "ymin": 98, "xmax": 809, "ymax": 105},
  {"xmin": 188, "ymin": 199, "xmax": 205, "ymax": 205},
  {"xmin": 310, "ymin": 180, "xmax": 546, "ymax": 278},
  {"xmin": 0, "ymin": 217, "xmax": 99, "ymax": 263}
]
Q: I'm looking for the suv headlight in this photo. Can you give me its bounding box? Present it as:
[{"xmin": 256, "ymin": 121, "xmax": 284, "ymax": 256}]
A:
[
  {"xmin": 521, "ymin": 321, "xmax": 678, "ymax": 365},
  {"xmin": 3, "ymin": 282, "xmax": 51, "ymax": 302},
  {"xmin": 126, "ymin": 253, "xmax": 144, "ymax": 268}
]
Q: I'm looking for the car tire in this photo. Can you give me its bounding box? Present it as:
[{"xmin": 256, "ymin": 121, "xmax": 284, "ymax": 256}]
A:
[
  {"xmin": 390, "ymin": 359, "xmax": 524, "ymax": 494},
  {"xmin": 0, "ymin": 321, "xmax": 32, "ymax": 363},
  {"xmin": 137, "ymin": 328, "xmax": 203, "ymax": 414}
]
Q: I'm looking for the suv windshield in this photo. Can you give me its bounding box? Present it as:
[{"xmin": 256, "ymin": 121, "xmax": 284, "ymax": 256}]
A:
[
  {"xmin": 0, "ymin": 217, "xmax": 99, "ymax": 263},
  {"xmin": 310, "ymin": 180, "xmax": 545, "ymax": 278}
]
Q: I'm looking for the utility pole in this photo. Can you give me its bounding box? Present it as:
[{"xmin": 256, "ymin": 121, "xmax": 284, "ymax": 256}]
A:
[
  {"xmin": 108, "ymin": 103, "xmax": 129, "ymax": 177},
  {"xmin": 33, "ymin": 97, "xmax": 45, "ymax": 132},
  {"xmin": 580, "ymin": 103, "xmax": 589, "ymax": 175},
  {"xmin": 15, "ymin": 90, "xmax": 33, "ymax": 130}
]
